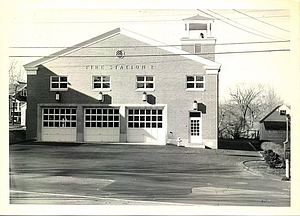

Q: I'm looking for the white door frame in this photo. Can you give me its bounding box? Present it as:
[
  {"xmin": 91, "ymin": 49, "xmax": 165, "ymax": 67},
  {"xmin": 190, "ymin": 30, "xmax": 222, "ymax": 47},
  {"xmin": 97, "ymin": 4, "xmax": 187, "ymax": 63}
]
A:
[{"xmin": 189, "ymin": 111, "xmax": 202, "ymax": 143}]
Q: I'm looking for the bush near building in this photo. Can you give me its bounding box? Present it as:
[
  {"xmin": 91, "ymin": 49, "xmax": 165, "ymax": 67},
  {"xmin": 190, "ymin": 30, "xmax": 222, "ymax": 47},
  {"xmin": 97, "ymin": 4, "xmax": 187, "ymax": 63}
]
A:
[
  {"xmin": 261, "ymin": 142, "xmax": 285, "ymax": 169},
  {"xmin": 261, "ymin": 141, "xmax": 284, "ymax": 157}
]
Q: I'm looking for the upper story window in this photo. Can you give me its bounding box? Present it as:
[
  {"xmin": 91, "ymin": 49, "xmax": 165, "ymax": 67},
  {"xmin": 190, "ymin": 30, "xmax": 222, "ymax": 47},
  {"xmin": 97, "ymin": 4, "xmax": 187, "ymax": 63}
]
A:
[
  {"xmin": 50, "ymin": 76, "xmax": 68, "ymax": 91},
  {"xmin": 136, "ymin": 75, "xmax": 155, "ymax": 91},
  {"xmin": 20, "ymin": 88, "xmax": 27, "ymax": 97},
  {"xmin": 280, "ymin": 110, "xmax": 287, "ymax": 115},
  {"xmin": 186, "ymin": 75, "xmax": 205, "ymax": 90},
  {"xmin": 93, "ymin": 75, "xmax": 111, "ymax": 91}
]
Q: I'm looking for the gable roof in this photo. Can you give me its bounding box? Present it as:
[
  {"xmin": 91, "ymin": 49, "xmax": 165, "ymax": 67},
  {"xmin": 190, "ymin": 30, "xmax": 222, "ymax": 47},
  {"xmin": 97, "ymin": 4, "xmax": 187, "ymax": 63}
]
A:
[
  {"xmin": 183, "ymin": 15, "xmax": 214, "ymax": 21},
  {"xmin": 259, "ymin": 105, "xmax": 290, "ymax": 123},
  {"xmin": 24, "ymin": 28, "xmax": 221, "ymax": 70},
  {"xmin": 9, "ymin": 82, "xmax": 27, "ymax": 95}
]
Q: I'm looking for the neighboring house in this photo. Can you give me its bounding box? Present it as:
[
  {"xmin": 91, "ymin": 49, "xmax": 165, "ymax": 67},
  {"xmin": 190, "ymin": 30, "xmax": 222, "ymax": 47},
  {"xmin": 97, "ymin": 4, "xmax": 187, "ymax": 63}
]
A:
[
  {"xmin": 21, "ymin": 103, "xmax": 27, "ymax": 126},
  {"xmin": 259, "ymin": 105, "xmax": 291, "ymax": 145},
  {"xmin": 9, "ymin": 81, "xmax": 27, "ymax": 125},
  {"xmin": 24, "ymin": 15, "xmax": 222, "ymax": 148}
]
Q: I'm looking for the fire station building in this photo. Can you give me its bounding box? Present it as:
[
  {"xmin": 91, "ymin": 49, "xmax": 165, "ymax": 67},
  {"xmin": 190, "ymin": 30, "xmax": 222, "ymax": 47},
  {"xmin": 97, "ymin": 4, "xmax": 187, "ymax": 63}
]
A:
[{"xmin": 24, "ymin": 15, "xmax": 221, "ymax": 148}]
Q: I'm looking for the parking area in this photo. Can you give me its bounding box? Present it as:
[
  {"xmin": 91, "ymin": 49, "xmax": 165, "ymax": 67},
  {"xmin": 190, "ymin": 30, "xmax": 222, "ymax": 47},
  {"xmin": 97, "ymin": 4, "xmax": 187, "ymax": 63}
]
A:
[{"xmin": 9, "ymin": 142, "xmax": 290, "ymax": 206}]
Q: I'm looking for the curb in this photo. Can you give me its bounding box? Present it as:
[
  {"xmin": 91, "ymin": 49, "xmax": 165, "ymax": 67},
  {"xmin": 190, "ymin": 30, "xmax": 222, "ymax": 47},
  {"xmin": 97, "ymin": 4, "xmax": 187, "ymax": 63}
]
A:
[
  {"xmin": 242, "ymin": 159, "xmax": 289, "ymax": 181},
  {"xmin": 242, "ymin": 159, "xmax": 265, "ymax": 176}
]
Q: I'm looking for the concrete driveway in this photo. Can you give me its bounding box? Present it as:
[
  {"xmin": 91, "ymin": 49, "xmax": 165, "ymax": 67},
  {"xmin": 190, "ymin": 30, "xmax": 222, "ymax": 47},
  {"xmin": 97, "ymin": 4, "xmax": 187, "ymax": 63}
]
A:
[{"xmin": 9, "ymin": 142, "xmax": 290, "ymax": 206}]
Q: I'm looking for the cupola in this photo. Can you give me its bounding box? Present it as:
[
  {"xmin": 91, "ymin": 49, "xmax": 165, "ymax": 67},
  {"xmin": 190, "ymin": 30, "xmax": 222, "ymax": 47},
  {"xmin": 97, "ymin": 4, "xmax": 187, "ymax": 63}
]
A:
[{"xmin": 181, "ymin": 15, "xmax": 216, "ymax": 61}]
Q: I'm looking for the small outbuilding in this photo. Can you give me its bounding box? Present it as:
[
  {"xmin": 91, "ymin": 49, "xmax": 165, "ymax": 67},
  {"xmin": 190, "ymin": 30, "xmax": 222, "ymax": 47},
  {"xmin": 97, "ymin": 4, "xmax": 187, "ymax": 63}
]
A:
[{"xmin": 259, "ymin": 105, "xmax": 290, "ymax": 145}]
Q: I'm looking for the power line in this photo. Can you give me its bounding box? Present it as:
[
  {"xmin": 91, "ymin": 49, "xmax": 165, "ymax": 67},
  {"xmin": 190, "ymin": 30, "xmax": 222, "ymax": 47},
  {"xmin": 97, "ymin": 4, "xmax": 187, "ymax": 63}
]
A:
[
  {"xmin": 233, "ymin": 9, "xmax": 290, "ymax": 32},
  {"xmin": 9, "ymin": 49, "xmax": 290, "ymax": 58},
  {"xmin": 216, "ymin": 40, "xmax": 289, "ymax": 46},
  {"xmin": 197, "ymin": 9, "xmax": 281, "ymax": 41},
  {"xmin": 23, "ymin": 58, "xmax": 205, "ymax": 68},
  {"xmin": 207, "ymin": 9, "xmax": 289, "ymax": 14},
  {"xmin": 14, "ymin": 20, "xmax": 183, "ymax": 24},
  {"xmin": 13, "ymin": 15, "xmax": 290, "ymax": 24},
  {"xmin": 207, "ymin": 9, "xmax": 287, "ymax": 41},
  {"xmin": 9, "ymin": 40, "xmax": 290, "ymax": 49}
]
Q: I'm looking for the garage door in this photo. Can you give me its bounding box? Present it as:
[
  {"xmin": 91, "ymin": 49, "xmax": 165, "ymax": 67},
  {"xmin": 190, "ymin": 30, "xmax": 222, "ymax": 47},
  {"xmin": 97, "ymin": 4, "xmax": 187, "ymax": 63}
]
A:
[
  {"xmin": 84, "ymin": 108, "xmax": 120, "ymax": 142},
  {"xmin": 127, "ymin": 107, "xmax": 165, "ymax": 143},
  {"xmin": 42, "ymin": 108, "xmax": 77, "ymax": 142}
]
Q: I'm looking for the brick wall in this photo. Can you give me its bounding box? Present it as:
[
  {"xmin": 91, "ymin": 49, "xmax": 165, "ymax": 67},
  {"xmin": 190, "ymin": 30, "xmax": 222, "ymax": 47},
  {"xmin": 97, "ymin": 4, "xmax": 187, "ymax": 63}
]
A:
[{"xmin": 26, "ymin": 34, "xmax": 219, "ymax": 147}]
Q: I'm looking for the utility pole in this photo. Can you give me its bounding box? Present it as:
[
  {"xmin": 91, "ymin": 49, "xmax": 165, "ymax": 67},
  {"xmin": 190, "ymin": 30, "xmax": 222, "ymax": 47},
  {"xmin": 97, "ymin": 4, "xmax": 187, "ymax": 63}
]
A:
[
  {"xmin": 12, "ymin": 98, "xmax": 15, "ymax": 125},
  {"xmin": 283, "ymin": 114, "xmax": 290, "ymax": 180}
]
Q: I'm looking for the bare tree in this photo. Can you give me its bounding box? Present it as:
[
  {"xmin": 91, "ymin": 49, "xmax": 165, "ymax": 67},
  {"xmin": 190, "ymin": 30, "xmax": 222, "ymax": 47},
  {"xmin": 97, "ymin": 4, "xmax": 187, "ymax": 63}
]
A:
[
  {"xmin": 219, "ymin": 101, "xmax": 244, "ymax": 139},
  {"xmin": 229, "ymin": 83, "xmax": 263, "ymax": 132},
  {"xmin": 9, "ymin": 59, "xmax": 25, "ymax": 84},
  {"xmin": 259, "ymin": 85, "xmax": 285, "ymax": 115},
  {"xmin": 9, "ymin": 59, "xmax": 26, "ymax": 124},
  {"xmin": 219, "ymin": 83, "xmax": 284, "ymax": 139}
]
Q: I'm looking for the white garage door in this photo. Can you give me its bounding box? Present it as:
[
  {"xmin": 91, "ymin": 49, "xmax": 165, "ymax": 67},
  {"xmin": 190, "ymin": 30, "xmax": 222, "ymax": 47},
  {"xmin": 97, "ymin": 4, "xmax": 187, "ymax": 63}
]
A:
[
  {"xmin": 127, "ymin": 107, "xmax": 165, "ymax": 143},
  {"xmin": 84, "ymin": 108, "xmax": 120, "ymax": 142},
  {"xmin": 42, "ymin": 108, "xmax": 77, "ymax": 142}
]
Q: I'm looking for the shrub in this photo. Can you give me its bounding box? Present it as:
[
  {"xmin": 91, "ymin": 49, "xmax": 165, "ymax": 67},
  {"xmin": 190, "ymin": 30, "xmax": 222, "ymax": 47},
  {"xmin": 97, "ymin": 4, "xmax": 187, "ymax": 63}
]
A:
[
  {"xmin": 261, "ymin": 142, "xmax": 284, "ymax": 158},
  {"xmin": 262, "ymin": 149, "xmax": 285, "ymax": 169}
]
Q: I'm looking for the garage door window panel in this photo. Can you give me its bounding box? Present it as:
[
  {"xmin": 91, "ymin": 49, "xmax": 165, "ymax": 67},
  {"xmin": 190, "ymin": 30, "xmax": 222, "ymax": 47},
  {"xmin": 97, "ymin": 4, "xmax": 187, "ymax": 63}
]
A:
[
  {"xmin": 84, "ymin": 108, "xmax": 120, "ymax": 128},
  {"xmin": 42, "ymin": 108, "xmax": 76, "ymax": 128},
  {"xmin": 127, "ymin": 108, "xmax": 163, "ymax": 129}
]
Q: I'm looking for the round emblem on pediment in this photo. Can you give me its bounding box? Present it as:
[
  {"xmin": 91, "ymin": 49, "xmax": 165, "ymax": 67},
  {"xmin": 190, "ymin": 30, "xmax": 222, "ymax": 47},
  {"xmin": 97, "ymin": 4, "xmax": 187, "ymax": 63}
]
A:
[{"xmin": 115, "ymin": 50, "xmax": 125, "ymax": 59}]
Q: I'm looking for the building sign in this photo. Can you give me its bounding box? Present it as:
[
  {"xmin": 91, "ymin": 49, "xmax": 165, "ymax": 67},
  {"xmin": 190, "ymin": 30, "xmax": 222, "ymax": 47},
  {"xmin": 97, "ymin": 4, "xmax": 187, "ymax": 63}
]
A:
[{"xmin": 85, "ymin": 64, "xmax": 154, "ymax": 70}]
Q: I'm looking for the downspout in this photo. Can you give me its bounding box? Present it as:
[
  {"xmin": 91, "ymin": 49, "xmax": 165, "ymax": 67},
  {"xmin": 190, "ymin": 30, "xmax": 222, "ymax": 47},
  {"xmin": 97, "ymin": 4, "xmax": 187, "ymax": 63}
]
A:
[{"xmin": 283, "ymin": 114, "xmax": 290, "ymax": 180}]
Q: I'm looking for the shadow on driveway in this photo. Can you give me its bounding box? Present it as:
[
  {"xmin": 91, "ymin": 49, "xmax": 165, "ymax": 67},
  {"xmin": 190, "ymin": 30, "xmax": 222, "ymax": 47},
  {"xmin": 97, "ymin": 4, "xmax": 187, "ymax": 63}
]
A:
[{"xmin": 218, "ymin": 139, "xmax": 257, "ymax": 151}]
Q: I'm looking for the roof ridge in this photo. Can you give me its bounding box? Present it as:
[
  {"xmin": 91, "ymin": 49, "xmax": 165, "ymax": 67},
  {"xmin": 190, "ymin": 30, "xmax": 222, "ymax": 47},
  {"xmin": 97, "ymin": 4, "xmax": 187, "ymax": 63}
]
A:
[
  {"xmin": 24, "ymin": 28, "xmax": 220, "ymax": 69},
  {"xmin": 183, "ymin": 14, "xmax": 214, "ymax": 21},
  {"xmin": 259, "ymin": 104, "xmax": 288, "ymax": 123},
  {"xmin": 119, "ymin": 28, "xmax": 220, "ymax": 67}
]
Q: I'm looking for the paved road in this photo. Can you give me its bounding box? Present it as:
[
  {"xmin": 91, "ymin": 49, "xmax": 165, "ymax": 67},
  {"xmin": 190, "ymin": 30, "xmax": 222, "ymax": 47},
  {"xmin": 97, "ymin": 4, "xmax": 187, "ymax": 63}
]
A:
[{"xmin": 9, "ymin": 142, "xmax": 290, "ymax": 206}]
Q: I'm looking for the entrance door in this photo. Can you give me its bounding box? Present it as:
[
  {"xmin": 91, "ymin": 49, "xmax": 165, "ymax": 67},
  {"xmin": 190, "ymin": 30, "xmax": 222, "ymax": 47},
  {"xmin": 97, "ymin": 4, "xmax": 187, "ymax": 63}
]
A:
[{"xmin": 189, "ymin": 112, "xmax": 202, "ymax": 143}]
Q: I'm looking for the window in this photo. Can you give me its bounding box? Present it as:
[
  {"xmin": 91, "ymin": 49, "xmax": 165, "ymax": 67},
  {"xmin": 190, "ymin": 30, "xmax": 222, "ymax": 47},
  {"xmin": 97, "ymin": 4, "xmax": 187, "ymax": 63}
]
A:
[
  {"xmin": 186, "ymin": 75, "xmax": 205, "ymax": 90},
  {"xmin": 280, "ymin": 110, "xmax": 286, "ymax": 115},
  {"xmin": 189, "ymin": 112, "xmax": 201, "ymax": 117},
  {"xmin": 136, "ymin": 75, "xmax": 155, "ymax": 91},
  {"xmin": 20, "ymin": 88, "xmax": 27, "ymax": 97},
  {"xmin": 85, "ymin": 108, "xmax": 119, "ymax": 128},
  {"xmin": 50, "ymin": 76, "xmax": 68, "ymax": 91},
  {"xmin": 128, "ymin": 108, "xmax": 163, "ymax": 128},
  {"xmin": 93, "ymin": 76, "xmax": 111, "ymax": 90},
  {"xmin": 43, "ymin": 108, "xmax": 76, "ymax": 128}
]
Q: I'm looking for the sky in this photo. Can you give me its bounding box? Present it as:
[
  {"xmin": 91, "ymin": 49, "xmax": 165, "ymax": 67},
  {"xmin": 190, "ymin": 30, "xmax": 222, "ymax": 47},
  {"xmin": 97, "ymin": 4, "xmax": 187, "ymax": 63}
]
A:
[{"xmin": 3, "ymin": 7, "xmax": 296, "ymax": 104}]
